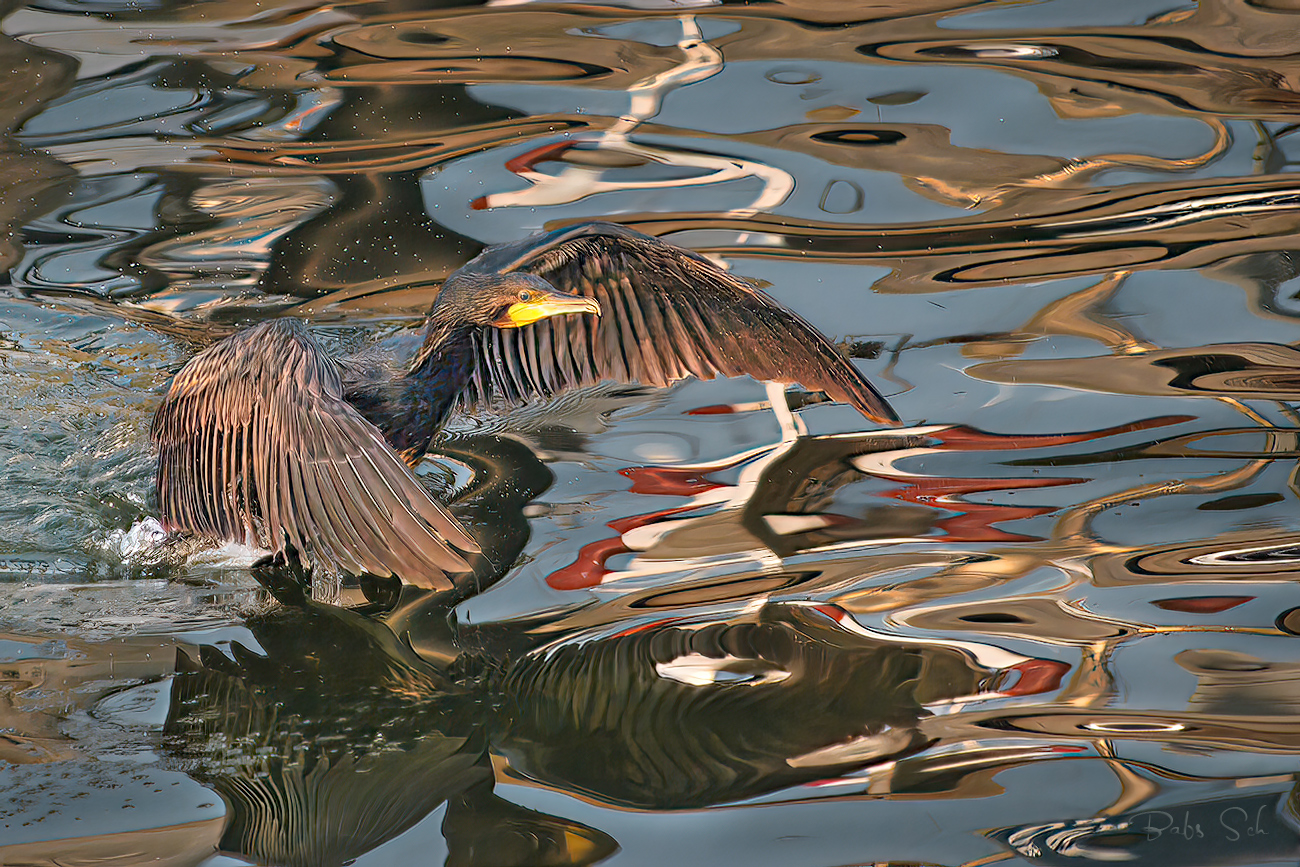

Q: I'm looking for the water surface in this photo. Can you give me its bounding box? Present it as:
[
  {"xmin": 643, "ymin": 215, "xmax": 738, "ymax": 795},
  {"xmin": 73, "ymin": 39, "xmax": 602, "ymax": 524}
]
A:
[{"xmin": 3, "ymin": 0, "xmax": 1300, "ymax": 864}]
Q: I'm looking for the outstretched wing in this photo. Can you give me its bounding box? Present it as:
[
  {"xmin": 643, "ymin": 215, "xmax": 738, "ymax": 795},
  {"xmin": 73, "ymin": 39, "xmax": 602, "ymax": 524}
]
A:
[
  {"xmin": 151, "ymin": 319, "xmax": 479, "ymax": 589},
  {"xmin": 460, "ymin": 222, "xmax": 899, "ymax": 424}
]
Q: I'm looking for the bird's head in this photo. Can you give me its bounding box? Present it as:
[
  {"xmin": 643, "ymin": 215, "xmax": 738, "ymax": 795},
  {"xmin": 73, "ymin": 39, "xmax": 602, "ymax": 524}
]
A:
[{"xmin": 436, "ymin": 271, "xmax": 601, "ymax": 330}]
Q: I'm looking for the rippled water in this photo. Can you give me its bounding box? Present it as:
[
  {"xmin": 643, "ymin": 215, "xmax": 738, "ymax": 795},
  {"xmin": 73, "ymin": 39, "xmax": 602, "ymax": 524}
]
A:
[{"xmin": 4, "ymin": 0, "xmax": 1300, "ymax": 864}]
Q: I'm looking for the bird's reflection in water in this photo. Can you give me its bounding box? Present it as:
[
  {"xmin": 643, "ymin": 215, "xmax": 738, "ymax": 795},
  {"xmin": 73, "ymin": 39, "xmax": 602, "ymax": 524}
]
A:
[
  {"xmin": 158, "ymin": 424, "xmax": 995, "ymax": 864},
  {"xmin": 493, "ymin": 608, "xmax": 953, "ymax": 810},
  {"xmin": 165, "ymin": 603, "xmax": 479, "ymax": 867},
  {"xmin": 161, "ymin": 592, "xmax": 990, "ymax": 866}
]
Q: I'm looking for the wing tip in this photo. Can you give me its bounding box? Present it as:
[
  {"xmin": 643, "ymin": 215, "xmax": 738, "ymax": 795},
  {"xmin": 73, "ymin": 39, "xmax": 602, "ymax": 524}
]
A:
[{"xmin": 856, "ymin": 392, "xmax": 904, "ymax": 427}]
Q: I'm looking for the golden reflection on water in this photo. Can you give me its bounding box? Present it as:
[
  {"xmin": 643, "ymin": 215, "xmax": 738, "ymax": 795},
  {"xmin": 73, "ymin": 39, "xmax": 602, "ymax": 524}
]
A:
[{"xmin": 3, "ymin": 0, "xmax": 1300, "ymax": 865}]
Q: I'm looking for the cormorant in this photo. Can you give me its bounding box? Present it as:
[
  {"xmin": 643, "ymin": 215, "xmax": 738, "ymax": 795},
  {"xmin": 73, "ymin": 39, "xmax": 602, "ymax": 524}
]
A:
[{"xmin": 152, "ymin": 222, "xmax": 898, "ymax": 590}]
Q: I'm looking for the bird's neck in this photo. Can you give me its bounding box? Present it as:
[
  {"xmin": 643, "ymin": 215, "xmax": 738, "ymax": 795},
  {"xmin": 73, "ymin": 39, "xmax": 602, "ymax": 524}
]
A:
[{"xmin": 389, "ymin": 313, "xmax": 478, "ymax": 460}]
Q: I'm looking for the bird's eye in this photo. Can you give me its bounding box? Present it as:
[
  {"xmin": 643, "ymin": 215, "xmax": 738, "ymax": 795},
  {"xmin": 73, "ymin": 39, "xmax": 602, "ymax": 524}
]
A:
[{"xmin": 518, "ymin": 290, "xmax": 532, "ymax": 302}]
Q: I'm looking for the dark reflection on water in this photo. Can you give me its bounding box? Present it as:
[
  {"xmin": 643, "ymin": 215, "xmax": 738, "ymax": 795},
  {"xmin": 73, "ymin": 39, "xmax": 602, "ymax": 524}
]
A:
[{"xmin": 5, "ymin": 0, "xmax": 1300, "ymax": 864}]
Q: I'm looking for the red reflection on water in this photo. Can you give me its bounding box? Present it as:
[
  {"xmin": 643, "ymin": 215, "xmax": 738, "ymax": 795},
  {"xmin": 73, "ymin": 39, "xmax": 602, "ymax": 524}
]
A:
[
  {"xmin": 883, "ymin": 474, "xmax": 1079, "ymax": 542},
  {"xmin": 619, "ymin": 466, "xmax": 724, "ymax": 496},
  {"xmin": 927, "ymin": 415, "xmax": 1195, "ymax": 451},
  {"xmin": 866, "ymin": 416, "xmax": 1195, "ymax": 542},
  {"xmin": 546, "ymin": 502, "xmax": 700, "ymax": 590},
  {"xmin": 546, "ymin": 452, "xmax": 752, "ymax": 589},
  {"xmin": 998, "ymin": 659, "xmax": 1071, "ymax": 697},
  {"xmin": 1153, "ymin": 596, "xmax": 1254, "ymax": 613}
]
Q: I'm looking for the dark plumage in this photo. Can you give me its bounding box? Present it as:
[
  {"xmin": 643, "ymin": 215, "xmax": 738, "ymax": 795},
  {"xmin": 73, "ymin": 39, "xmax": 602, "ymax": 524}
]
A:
[
  {"xmin": 457, "ymin": 222, "xmax": 898, "ymax": 423},
  {"xmin": 152, "ymin": 222, "xmax": 897, "ymax": 589}
]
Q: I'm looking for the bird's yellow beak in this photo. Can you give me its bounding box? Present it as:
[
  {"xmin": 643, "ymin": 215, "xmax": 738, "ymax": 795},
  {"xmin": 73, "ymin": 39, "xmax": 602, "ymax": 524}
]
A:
[{"xmin": 497, "ymin": 290, "xmax": 602, "ymax": 328}]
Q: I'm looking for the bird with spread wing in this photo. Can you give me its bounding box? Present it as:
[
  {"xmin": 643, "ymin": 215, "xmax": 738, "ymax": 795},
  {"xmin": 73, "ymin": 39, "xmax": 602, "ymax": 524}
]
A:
[{"xmin": 152, "ymin": 222, "xmax": 898, "ymax": 590}]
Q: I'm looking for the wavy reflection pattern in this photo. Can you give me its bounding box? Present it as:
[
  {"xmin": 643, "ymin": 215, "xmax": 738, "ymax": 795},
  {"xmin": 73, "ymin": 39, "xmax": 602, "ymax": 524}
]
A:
[{"xmin": 4, "ymin": 0, "xmax": 1300, "ymax": 865}]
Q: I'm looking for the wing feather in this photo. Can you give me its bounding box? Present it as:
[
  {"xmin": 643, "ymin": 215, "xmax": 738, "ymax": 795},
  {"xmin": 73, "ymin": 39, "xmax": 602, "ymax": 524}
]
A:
[
  {"xmin": 462, "ymin": 223, "xmax": 898, "ymax": 423},
  {"xmin": 521, "ymin": 313, "xmax": 544, "ymax": 394},
  {"xmin": 535, "ymin": 315, "xmax": 559, "ymax": 393},
  {"xmin": 152, "ymin": 319, "xmax": 479, "ymax": 589}
]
